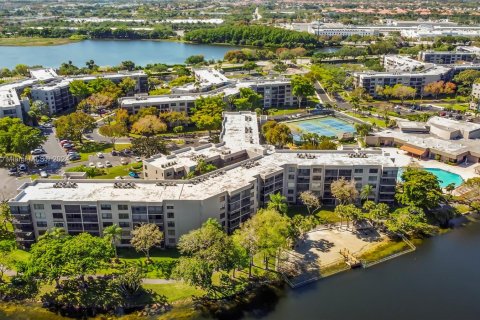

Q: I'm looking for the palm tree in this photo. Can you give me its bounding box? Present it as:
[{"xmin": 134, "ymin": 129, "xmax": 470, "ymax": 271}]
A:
[
  {"xmin": 360, "ymin": 184, "xmax": 374, "ymax": 202},
  {"xmin": 103, "ymin": 224, "xmax": 123, "ymax": 258},
  {"xmin": 267, "ymin": 192, "xmax": 288, "ymax": 215}
]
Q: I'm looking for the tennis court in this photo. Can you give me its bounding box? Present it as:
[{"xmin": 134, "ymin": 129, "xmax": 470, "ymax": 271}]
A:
[{"xmin": 287, "ymin": 116, "xmax": 356, "ymax": 140}]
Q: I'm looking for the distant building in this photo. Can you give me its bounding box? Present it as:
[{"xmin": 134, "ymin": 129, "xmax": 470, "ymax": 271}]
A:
[
  {"xmin": 309, "ymin": 23, "xmax": 378, "ymax": 37},
  {"xmin": 470, "ymin": 83, "xmax": 480, "ymax": 111},
  {"xmin": 383, "ymin": 55, "xmax": 428, "ymax": 72},
  {"xmin": 418, "ymin": 51, "xmax": 477, "ymax": 64}
]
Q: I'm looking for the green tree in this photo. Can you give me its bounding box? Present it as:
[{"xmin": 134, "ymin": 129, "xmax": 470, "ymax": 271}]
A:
[
  {"xmin": 14, "ymin": 64, "xmax": 29, "ymax": 76},
  {"xmin": 291, "ymin": 75, "xmax": 315, "ymax": 108},
  {"xmin": 131, "ymin": 136, "xmax": 167, "ymax": 158},
  {"xmin": 360, "ymin": 184, "xmax": 374, "ymax": 202},
  {"xmin": 103, "ymin": 224, "xmax": 123, "ymax": 258},
  {"xmin": 234, "ymin": 87, "xmax": 263, "ymax": 111},
  {"xmin": 385, "ymin": 206, "xmax": 432, "ymax": 236},
  {"xmin": 335, "ymin": 204, "xmax": 362, "ymax": 228},
  {"xmin": 396, "ymin": 167, "xmax": 444, "ymax": 210},
  {"xmin": 262, "ymin": 121, "xmax": 293, "ymax": 148},
  {"xmin": 185, "ymin": 55, "xmax": 205, "ymax": 65},
  {"xmin": 119, "ymin": 77, "xmax": 136, "ymax": 95},
  {"xmin": 391, "ymin": 84, "xmax": 416, "ymax": 104},
  {"xmin": 331, "ymin": 177, "xmax": 358, "ymax": 205},
  {"xmin": 191, "ymin": 95, "xmax": 225, "ymax": 136},
  {"xmin": 10, "ymin": 123, "xmax": 46, "ymax": 161},
  {"xmin": 99, "ymin": 123, "xmax": 127, "ymax": 148},
  {"xmin": 299, "ymin": 191, "xmax": 321, "ymax": 215},
  {"xmin": 69, "ymin": 80, "xmax": 90, "ymax": 100},
  {"xmin": 130, "ymin": 223, "xmax": 164, "ymax": 261},
  {"xmin": 267, "ymin": 192, "xmax": 288, "ymax": 215},
  {"xmin": 28, "ymin": 100, "xmax": 50, "ymax": 122},
  {"xmin": 243, "ymin": 61, "xmax": 257, "ymax": 74},
  {"xmin": 54, "ymin": 111, "xmax": 95, "ymax": 143},
  {"xmin": 131, "ymin": 115, "xmax": 167, "ymax": 137},
  {"xmin": 119, "ymin": 60, "xmax": 136, "ymax": 71}
]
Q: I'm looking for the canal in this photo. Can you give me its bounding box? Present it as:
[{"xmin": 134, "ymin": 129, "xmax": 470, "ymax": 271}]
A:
[{"xmin": 244, "ymin": 222, "xmax": 480, "ymax": 320}]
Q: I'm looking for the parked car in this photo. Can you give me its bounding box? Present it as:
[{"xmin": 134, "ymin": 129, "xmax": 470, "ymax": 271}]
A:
[
  {"xmin": 97, "ymin": 152, "xmax": 104, "ymax": 158},
  {"xmin": 89, "ymin": 162, "xmax": 95, "ymax": 168},
  {"xmin": 97, "ymin": 162, "xmax": 104, "ymax": 168},
  {"xmin": 60, "ymin": 140, "xmax": 70, "ymax": 146},
  {"xmin": 120, "ymin": 158, "xmax": 128, "ymax": 165},
  {"xmin": 128, "ymin": 171, "xmax": 139, "ymax": 178},
  {"xmin": 105, "ymin": 160, "xmax": 112, "ymax": 167},
  {"xmin": 34, "ymin": 156, "xmax": 48, "ymax": 166},
  {"xmin": 122, "ymin": 148, "xmax": 132, "ymax": 155},
  {"xmin": 8, "ymin": 167, "xmax": 18, "ymax": 175},
  {"xmin": 63, "ymin": 143, "xmax": 74, "ymax": 149},
  {"xmin": 43, "ymin": 123, "xmax": 52, "ymax": 128},
  {"xmin": 135, "ymin": 156, "xmax": 142, "ymax": 162},
  {"xmin": 39, "ymin": 170, "xmax": 49, "ymax": 178},
  {"xmin": 68, "ymin": 154, "xmax": 80, "ymax": 161},
  {"xmin": 111, "ymin": 150, "xmax": 118, "ymax": 156},
  {"xmin": 31, "ymin": 148, "xmax": 45, "ymax": 155},
  {"xmin": 18, "ymin": 163, "xmax": 28, "ymax": 172}
]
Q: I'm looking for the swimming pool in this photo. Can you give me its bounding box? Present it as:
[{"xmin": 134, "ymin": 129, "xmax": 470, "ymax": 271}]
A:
[
  {"xmin": 398, "ymin": 168, "xmax": 464, "ymax": 188},
  {"xmin": 286, "ymin": 116, "xmax": 356, "ymax": 140}
]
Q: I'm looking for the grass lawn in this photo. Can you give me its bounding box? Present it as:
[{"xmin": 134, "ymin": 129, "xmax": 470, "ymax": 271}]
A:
[
  {"xmin": 287, "ymin": 205, "xmax": 340, "ymax": 224},
  {"xmin": 143, "ymin": 283, "xmax": 204, "ymax": 302},
  {"xmin": 345, "ymin": 112, "xmax": 386, "ymax": 127},
  {"xmin": 0, "ymin": 37, "xmax": 79, "ymax": 46},
  {"xmin": 358, "ymin": 239, "xmax": 411, "ymax": 263},
  {"xmin": 73, "ymin": 142, "xmax": 132, "ymax": 162},
  {"xmin": 269, "ymin": 107, "xmax": 312, "ymax": 116},
  {"xmin": 435, "ymin": 103, "xmax": 469, "ymax": 112},
  {"xmin": 94, "ymin": 162, "xmax": 142, "ymax": 179}
]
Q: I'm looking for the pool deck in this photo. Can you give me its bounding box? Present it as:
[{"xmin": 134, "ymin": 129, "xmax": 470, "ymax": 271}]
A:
[{"xmin": 412, "ymin": 157, "xmax": 478, "ymax": 180}]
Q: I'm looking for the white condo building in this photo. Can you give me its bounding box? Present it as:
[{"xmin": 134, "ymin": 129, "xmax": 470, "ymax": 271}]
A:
[{"xmin": 10, "ymin": 112, "xmax": 411, "ymax": 249}]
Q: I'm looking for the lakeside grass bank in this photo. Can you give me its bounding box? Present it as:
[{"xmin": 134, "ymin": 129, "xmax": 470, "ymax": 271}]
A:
[{"xmin": 0, "ymin": 37, "xmax": 81, "ymax": 47}]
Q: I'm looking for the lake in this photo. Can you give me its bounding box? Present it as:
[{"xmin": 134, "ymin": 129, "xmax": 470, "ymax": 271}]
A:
[
  {"xmin": 0, "ymin": 40, "xmax": 340, "ymax": 69},
  {"xmin": 244, "ymin": 221, "xmax": 480, "ymax": 320},
  {"xmin": 0, "ymin": 40, "xmax": 240, "ymax": 68}
]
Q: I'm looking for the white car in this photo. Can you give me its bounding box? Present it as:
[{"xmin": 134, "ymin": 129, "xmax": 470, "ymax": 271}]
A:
[
  {"xmin": 97, "ymin": 162, "xmax": 104, "ymax": 168},
  {"xmin": 105, "ymin": 160, "xmax": 112, "ymax": 167},
  {"xmin": 40, "ymin": 170, "xmax": 49, "ymax": 178},
  {"xmin": 89, "ymin": 162, "xmax": 95, "ymax": 168},
  {"xmin": 97, "ymin": 152, "xmax": 104, "ymax": 158},
  {"xmin": 120, "ymin": 158, "xmax": 128, "ymax": 165},
  {"xmin": 135, "ymin": 156, "xmax": 142, "ymax": 162}
]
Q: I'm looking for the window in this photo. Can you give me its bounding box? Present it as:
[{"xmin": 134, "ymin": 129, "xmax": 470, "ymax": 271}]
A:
[
  {"xmin": 103, "ymin": 222, "xmax": 113, "ymax": 228},
  {"xmin": 168, "ymin": 239, "xmax": 176, "ymax": 244},
  {"xmin": 167, "ymin": 230, "xmax": 175, "ymax": 236},
  {"xmin": 219, "ymin": 195, "xmax": 226, "ymax": 202},
  {"xmin": 100, "ymin": 204, "xmax": 111, "ymax": 211},
  {"xmin": 102, "ymin": 212, "xmax": 112, "ymax": 219},
  {"xmin": 119, "ymin": 222, "xmax": 130, "ymax": 228},
  {"xmin": 313, "ymin": 168, "xmax": 322, "ymax": 173},
  {"xmin": 354, "ymin": 168, "xmax": 363, "ymax": 174},
  {"xmin": 132, "ymin": 206, "xmax": 147, "ymax": 214},
  {"xmin": 64, "ymin": 205, "xmax": 81, "ymax": 213},
  {"xmin": 369, "ymin": 168, "xmax": 379, "ymax": 174},
  {"xmin": 118, "ymin": 204, "xmax": 129, "ymax": 211},
  {"xmin": 35, "ymin": 212, "xmax": 46, "ymax": 219},
  {"xmin": 54, "ymin": 222, "xmax": 64, "ymax": 228},
  {"xmin": 51, "ymin": 204, "xmax": 62, "ymax": 210},
  {"xmin": 81, "ymin": 205, "xmax": 97, "ymax": 213},
  {"xmin": 52, "ymin": 212, "xmax": 63, "ymax": 220},
  {"xmin": 37, "ymin": 221, "xmax": 47, "ymax": 228},
  {"xmin": 166, "ymin": 205, "xmax": 174, "ymax": 210},
  {"xmin": 368, "ymin": 176, "xmax": 377, "ymax": 182},
  {"xmin": 288, "ymin": 174, "xmax": 295, "ymax": 180},
  {"xmin": 287, "ymin": 189, "xmax": 294, "ymax": 194},
  {"xmin": 33, "ymin": 204, "xmax": 44, "ymax": 210},
  {"xmin": 167, "ymin": 212, "xmax": 174, "ymax": 219},
  {"xmin": 167, "ymin": 221, "xmax": 175, "ymax": 228},
  {"xmin": 220, "ymin": 212, "xmax": 225, "ymax": 219},
  {"xmin": 119, "ymin": 213, "xmax": 129, "ymax": 220}
]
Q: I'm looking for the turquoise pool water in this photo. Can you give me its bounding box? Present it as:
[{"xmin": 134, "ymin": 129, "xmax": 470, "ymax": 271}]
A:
[
  {"xmin": 398, "ymin": 168, "xmax": 464, "ymax": 188},
  {"xmin": 286, "ymin": 116, "xmax": 356, "ymax": 140}
]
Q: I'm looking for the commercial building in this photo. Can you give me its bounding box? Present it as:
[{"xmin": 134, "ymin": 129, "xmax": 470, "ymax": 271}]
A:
[
  {"xmin": 9, "ymin": 112, "xmax": 410, "ymax": 248},
  {"xmin": 418, "ymin": 51, "xmax": 477, "ymax": 64},
  {"xmin": 366, "ymin": 116, "xmax": 480, "ymax": 164},
  {"xmin": 119, "ymin": 78, "xmax": 298, "ymax": 114},
  {"xmin": 0, "ymin": 89, "xmax": 30, "ymax": 121},
  {"xmin": 309, "ymin": 23, "xmax": 378, "ymax": 37},
  {"xmin": 383, "ymin": 55, "xmax": 428, "ymax": 72}
]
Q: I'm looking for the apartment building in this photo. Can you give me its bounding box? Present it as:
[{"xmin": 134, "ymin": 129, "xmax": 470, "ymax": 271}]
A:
[
  {"xmin": 418, "ymin": 51, "xmax": 477, "ymax": 64},
  {"xmin": 471, "ymin": 83, "xmax": 480, "ymax": 111},
  {"xmin": 10, "ymin": 112, "xmax": 410, "ymax": 249},
  {"xmin": 309, "ymin": 23, "xmax": 378, "ymax": 37},
  {"xmin": 383, "ymin": 55, "xmax": 428, "ymax": 72},
  {"xmin": 31, "ymin": 71, "xmax": 148, "ymax": 114},
  {"xmin": 353, "ymin": 66, "xmax": 450, "ymax": 97},
  {"xmin": 0, "ymin": 89, "xmax": 30, "ymax": 121},
  {"xmin": 172, "ymin": 68, "xmax": 230, "ymax": 93},
  {"xmin": 119, "ymin": 78, "xmax": 298, "ymax": 114}
]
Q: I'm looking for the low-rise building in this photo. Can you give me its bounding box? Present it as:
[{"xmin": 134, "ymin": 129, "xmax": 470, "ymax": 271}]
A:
[
  {"xmin": 9, "ymin": 111, "xmax": 411, "ymax": 248},
  {"xmin": 383, "ymin": 55, "xmax": 428, "ymax": 72},
  {"xmin": 0, "ymin": 89, "xmax": 30, "ymax": 121},
  {"xmin": 470, "ymin": 83, "xmax": 480, "ymax": 111},
  {"xmin": 418, "ymin": 51, "xmax": 477, "ymax": 64},
  {"xmin": 309, "ymin": 23, "xmax": 378, "ymax": 37},
  {"xmin": 427, "ymin": 116, "xmax": 480, "ymax": 139}
]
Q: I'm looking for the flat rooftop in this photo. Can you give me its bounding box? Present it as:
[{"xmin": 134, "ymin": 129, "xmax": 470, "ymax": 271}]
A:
[
  {"xmin": 12, "ymin": 148, "xmax": 411, "ymax": 204},
  {"xmin": 221, "ymin": 112, "xmax": 260, "ymax": 149},
  {"xmin": 427, "ymin": 116, "xmax": 480, "ymax": 133},
  {"xmin": 193, "ymin": 68, "xmax": 230, "ymax": 86},
  {"xmin": 30, "ymin": 68, "xmax": 58, "ymax": 81},
  {"xmin": 0, "ymin": 89, "xmax": 21, "ymax": 109}
]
